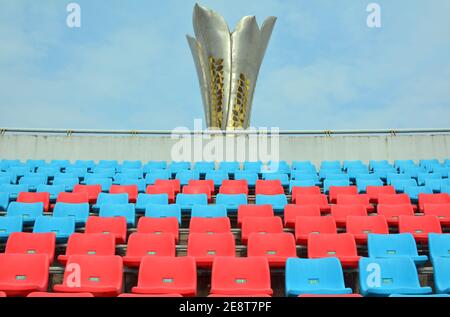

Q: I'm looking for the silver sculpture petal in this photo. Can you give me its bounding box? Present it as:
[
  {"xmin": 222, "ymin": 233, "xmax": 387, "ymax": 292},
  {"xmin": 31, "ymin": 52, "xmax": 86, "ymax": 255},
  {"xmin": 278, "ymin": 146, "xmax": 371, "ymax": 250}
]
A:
[{"xmin": 187, "ymin": 3, "xmax": 276, "ymax": 130}]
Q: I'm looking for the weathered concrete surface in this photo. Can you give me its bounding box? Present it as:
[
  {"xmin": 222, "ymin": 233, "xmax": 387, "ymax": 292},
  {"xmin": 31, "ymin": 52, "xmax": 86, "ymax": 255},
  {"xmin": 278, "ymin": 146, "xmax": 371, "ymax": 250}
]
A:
[{"xmin": 0, "ymin": 133, "xmax": 449, "ymax": 165}]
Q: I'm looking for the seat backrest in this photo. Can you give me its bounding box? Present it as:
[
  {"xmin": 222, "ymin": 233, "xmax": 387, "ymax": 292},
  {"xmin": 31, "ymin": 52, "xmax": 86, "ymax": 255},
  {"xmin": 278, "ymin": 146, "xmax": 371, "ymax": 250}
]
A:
[
  {"xmin": 247, "ymin": 232, "xmax": 296, "ymax": 258},
  {"xmin": 187, "ymin": 232, "xmax": 235, "ymax": 259},
  {"xmin": 308, "ymin": 233, "xmax": 358, "ymax": 258},
  {"xmin": 429, "ymin": 233, "xmax": 450, "ymax": 261},
  {"xmin": 189, "ymin": 217, "xmax": 231, "ymax": 234},
  {"xmin": 56, "ymin": 192, "xmax": 89, "ymax": 204},
  {"xmin": 378, "ymin": 194, "xmax": 411, "ymax": 205},
  {"xmin": 64, "ymin": 233, "xmax": 116, "ymax": 257},
  {"xmin": 137, "ymin": 217, "xmax": 179, "ymax": 241},
  {"xmin": 96, "ymin": 193, "xmax": 129, "ymax": 206},
  {"xmin": 346, "ymin": 216, "xmax": 389, "ymax": 236},
  {"xmin": 367, "ymin": 233, "xmax": 420, "ymax": 258},
  {"xmin": 295, "ymin": 216, "xmax": 337, "ymax": 238},
  {"xmin": 284, "ymin": 204, "xmax": 321, "ymax": 226},
  {"xmin": 336, "ymin": 194, "xmax": 369, "ymax": 206},
  {"xmin": 191, "ymin": 205, "xmax": 227, "ymax": 218},
  {"xmin": 237, "ymin": 205, "xmax": 274, "ymax": 225},
  {"xmin": 377, "ymin": 204, "xmax": 414, "ymax": 219},
  {"xmin": 5, "ymin": 232, "xmax": 55, "ymax": 261},
  {"xmin": 398, "ymin": 215, "xmax": 442, "ymax": 235},
  {"xmin": 17, "ymin": 192, "xmax": 50, "ymax": 211},
  {"xmin": 126, "ymin": 232, "xmax": 176, "ymax": 257},
  {"xmin": 329, "ymin": 186, "xmax": 358, "ymax": 203},
  {"xmin": 241, "ymin": 217, "xmax": 284, "ymax": 243},
  {"xmin": 418, "ymin": 193, "xmax": 450, "ymax": 211}
]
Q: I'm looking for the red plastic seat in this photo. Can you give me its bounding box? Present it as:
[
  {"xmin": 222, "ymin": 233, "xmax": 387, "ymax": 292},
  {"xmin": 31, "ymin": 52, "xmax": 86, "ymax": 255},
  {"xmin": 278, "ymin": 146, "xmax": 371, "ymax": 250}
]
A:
[
  {"xmin": 146, "ymin": 184, "xmax": 175, "ymax": 203},
  {"xmin": 219, "ymin": 180, "xmax": 249, "ymax": 195},
  {"xmin": 208, "ymin": 294, "xmax": 272, "ymax": 297},
  {"xmin": 210, "ymin": 257, "xmax": 272, "ymax": 296},
  {"xmin": 132, "ymin": 256, "xmax": 197, "ymax": 296},
  {"xmin": 0, "ymin": 253, "xmax": 49, "ymax": 296},
  {"xmin": 123, "ymin": 233, "xmax": 176, "ymax": 267},
  {"xmin": 237, "ymin": 204, "xmax": 274, "ymax": 226},
  {"xmin": 336, "ymin": 194, "xmax": 375, "ymax": 213},
  {"xmin": 346, "ymin": 215, "xmax": 389, "ymax": 244},
  {"xmin": 73, "ymin": 184, "xmax": 102, "ymax": 204},
  {"xmin": 182, "ymin": 185, "xmax": 212, "ymax": 202},
  {"xmin": 187, "ymin": 233, "xmax": 236, "ymax": 268},
  {"xmin": 284, "ymin": 204, "xmax": 321, "ymax": 228},
  {"xmin": 110, "ymin": 185, "xmax": 138, "ymax": 203},
  {"xmin": 366, "ymin": 185, "xmax": 396, "ymax": 203},
  {"xmin": 57, "ymin": 233, "xmax": 116, "ymax": 264},
  {"xmin": 308, "ymin": 233, "xmax": 360, "ymax": 268},
  {"xmin": 295, "ymin": 194, "xmax": 331, "ymax": 213},
  {"xmin": 0, "ymin": 291, "xmax": 5, "ymax": 297},
  {"xmin": 329, "ymin": 186, "xmax": 358, "ymax": 204},
  {"xmin": 118, "ymin": 293, "xmax": 183, "ymax": 297},
  {"xmin": 27, "ymin": 292, "xmax": 94, "ymax": 297},
  {"xmin": 295, "ymin": 216, "xmax": 337, "ymax": 245},
  {"xmin": 330, "ymin": 205, "xmax": 368, "ymax": 227},
  {"xmin": 56, "ymin": 192, "xmax": 89, "ymax": 204},
  {"xmin": 255, "ymin": 180, "xmax": 284, "ymax": 195},
  {"xmin": 241, "ymin": 217, "xmax": 283, "ymax": 245},
  {"xmin": 54, "ymin": 255, "xmax": 123, "ymax": 297},
  {"xmin": 377, "ymin": 204, "xmax": 415, "ymax": 226},
  {"xmin": 247, "ymin": 233, "xmax": 297, "ymax": 267},
  {"xmin": 85, "ymin": 216, "xmax": 127, "ymax": 244},
  {"xmin": 17, "ymin": 192, "xmax": 50, "ymax": 213},
  {"xmin": 137, "ymin": 217, "xmax": 179, "ymax": 243},
  {"xmin": 424, "ymin": 204, "xmax": 450, "ymax": 226},
  {"xmin": 189, "ymin": 217, "xmax": 231, "ymax": 234},
  {"xmin": 398, "ymin": 215, "xmax": 442, "ymax": 243},
  {"xmin": 5, "ymin": 232, "xmax": 55, "ymax": 264},
  {"xmin": 292, "ymin": 187, "xmax": 321, "ymax": 203},
  {"xmin": 418, "ymin": 193, "xmax": 450, "ymax": 212},
  {"xmin": 154, "ymin": 179, "xmax": 181, "ymax": 194},
  {"xmin": 189, "ymin": 180, "xmax": 215, "ymax": 194},
  {"xmin": 378, "ymin": 194, "xmax": 416, "ymax": 211}
]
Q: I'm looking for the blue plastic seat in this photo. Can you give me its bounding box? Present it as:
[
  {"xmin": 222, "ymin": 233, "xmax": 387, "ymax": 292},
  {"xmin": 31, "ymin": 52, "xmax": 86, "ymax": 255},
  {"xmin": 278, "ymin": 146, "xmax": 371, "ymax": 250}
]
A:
[
  {"xmin": 285, "ymin": 257, "xmax": 352, "ymax": 297},
  {"xmin": 53, "ymin": 176, "xmax": 79, "ymax": 192},
  {"xmin": 218, "ymin": 161, "xmax": 240, "ymax": 175},
  {"xmin": 356, "ymin": 178, "xmax": 383, "ymax": 193},
  {"xmin": 319, "ymin": 169, "xmax": 344, "ymax": 180},
  {"xmin": 343, "ymin": 160, "xmax": 365, "ymax": 170},
  {"xmin": 367, "ymin": 233, "xmax": 428, "ymax": 265},
  {"xmin": 121, "ymin": 160, "xmax": 142, "ymax": 171},
  {"xmin": 432, "ymin": 166, "xmax": 450, "ymax": 175},
  {"xmin": 215, "ymin": 194, "xmax": 247, "ymax": 213},
  {"xmin": 429, "ymin": 233, "xmax": 450, "ymax": 264},
  {"xmin": 6, "ymin": 202, "xmax": 43, "ymax": 225},
  {"xmin": 370, "ymin": 160, "xmax": 392, "ymax": 170},
  {"xmin": 65, "ymin": 167, "xmax": 88, "ymax": 178},
  {"xmin": 36, "ymin": 167, "xmax": 60, "ymax": 178},
  {"xmin": 143, "ymin": 161, "xmax": 167, "ymax": 173},
  {"xmin": 33, "ymin": 216, "xmax": 75, "ymax": 242},
  {"xmin": 347, "ymin": 169, "xmax": 370, "ymax": 181},
  {"xmin": 191, "ymin": 205, "xmax": 227, "ymax": 218},
  {"xmin": 243, "ymin": 161, "xmax": 263, "ymax": 173},
  {"xmin": 36, "ymin": 184, "xmax": 66, "ymax": 201},
  {"xmin": 323, "ymin": 179, "xmax": 350, "ymax": 194},
  {"xmin": 145, "ymin": 204, "xmax": 182, "ymax": 224},
  {"xmin": 0, "ymin": 192, "xmax": 10, "ymax": 211},
  {"xmin": 442, "ymin": 185, "xmax": 450, "ymax": 195},
  {"xmin": 26, "ymin": 160, "xmax": 46, "ymax": 171},
  {"xmin": 0, "ymin": 172, "xmax": 15, "ymax": 184},
  {"xmin": 359, "ymin": 257, "xmax": 432, "ymax": 296},
  {"xmin": 19, "ymin": 175, "xmax": 48, "ymax": 191},
  {"xmin": 175, "ymin": 193, "xmax": 208, "ymax": 212},
  {"xmin": 176, "ymin": 170, "xmax": 200, "ymax": 186},
  {"xmin": 394, "ymin": 160, "xmax": 416, "ymax": 172},
  {"xmin": 205, "ymin": 171, "xmax": 229, "ymax": 186},
  {"xmin": 0, "ymin": 216, "xmax": 23, "ymax": 242},
  {"xmin": 8, "ymin": 166, "xmax": 33, "ymax": 178},
  {"xmin": 144, "ymin": 169, "xmax": 170, "ymax": 185},
  {"xmin": 403, "ymin": 167, "xmax": 427, "ymax": 179},
  {"xmin": 291, "ymin": 161, "xmax": 316, "ymax": 172},
  {"xmin": 91, "ymin": 167, "xmax": 116, "ymax": 178},
  {"xmin": 97, "ymin": 160, "xmax": 119, "ymax": 170},
  {"xmin": 93, "ymin": 193, "xmax": 129, "ymax": 211},
  {"xmin": 74, "ymin": 160, "xmax": 95, "ymax": 170},
  {"xmin": 169, "ymin": 162, "xmax": 191, "ymax": 175},
  {"xmin": 418, "ymin": 172, "xmax": 442, "ymax": 186},
  {"xmin": 53, "ymin": 203, "xmax": 90, "ymax": 226},
  {"xmin": 262, "ymin": 173, "xmax": 289, "ymax": 187},
  {"xmin": 99, "ymin": 204, "xmax": 136, "ymax": 226},
  {"xmin": 404, "ymin": 186, "xmax": 433, "ymax": 202},
  {"xmin": 386, "ymin": 173, "xmax": 411, "ymax": 185},
  {"xmin": 373, "ymin": 168, "xmax": 396, "ymax": 180},
  {"xmin": 255, "ymin": 194, "xmax": 287, "ymax": 213},
  {"xmin": 425, "ymin": 179, "xmax": 448, "ymax": 193},
  {"xmin": 234, "ymin": 171, "xmax": 258, "ymax": 187},
  {"xmin": 290, "ymin": 171, "xmax": 319, "ymax": 184},
  {"xmin": 266, "ymin": 161, "xmax": 291, "ymax": 174},
  {"xmin": 193, "ymin": 162, "xmax": 215, "ymax": 174},
  {"xmin": 85, "ymin": 177, "xmax": 112, "ymax": 192},
  {"xmin": 289, "ymin": 180, "xmax": 316, "ymax": 193},
  {"xmin": 391, "ymin": 179, "xmax": 417, "ymax": 193},
  {"xmin": 433, "ymin": 257, "xmax": 450, "ymax": 294},
  {"xmin": 49, "ymin": 160, "xmax": 71, "ymax": 169},
  {"xmin": 420, "ymin": 159, "xmax": 440, "ymax": 172},
  {"xmin": 114, "ymin": 172, "xmax": 144, "ymax": 184},
  {"xmin": 0, "ymin": 184, "xmax": 29, "ymax": 200},
  {"xmin": 321, "ymin": 161, "xmax": 341, "ymax": 170},
  {"xmin": 135, "ymin": 193, "xmax": 169, "ymax": 213}
]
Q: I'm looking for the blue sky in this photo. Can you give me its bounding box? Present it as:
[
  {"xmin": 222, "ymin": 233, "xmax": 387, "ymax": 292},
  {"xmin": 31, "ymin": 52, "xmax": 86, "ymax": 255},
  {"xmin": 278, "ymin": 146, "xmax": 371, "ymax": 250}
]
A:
[{"xmin": 0, "ymin": 0, "xmax": 449, "ymax": 130}]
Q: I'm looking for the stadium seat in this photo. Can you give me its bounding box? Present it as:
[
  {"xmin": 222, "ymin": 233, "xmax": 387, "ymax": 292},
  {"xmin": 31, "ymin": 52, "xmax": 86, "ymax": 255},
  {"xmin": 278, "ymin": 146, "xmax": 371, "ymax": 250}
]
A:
[
  {"xmin": 85, "ymin": 216, "xmax": 127, "ymax": 244},
  {"xmin": 308, "ymin": 233, "xmax": 360, "ymax": 268},
  {"xmin": 219, "ymin": 180, "xmax": 248, "ymax": 195},
  {"xmin": 188, "ymin": 179, "xmax": 215, "ymax": 194},
  {"xmin": 143, "ymin": 161, "xmax": 167, "ymax": 172},
  {"xmin": 123, "ymin": 233, "xmax": 176, "ymax": 267},
  {"xmin": 176, "ymin": 170, "xmax": 200, "ymax": 186},
  {"xmin": 247, "ymin": 232, "xmax": 297, "ymax": 267},
  {"xmin": 210, "ymin": 257, "xmax": 272, "ymax": 296},
  {"xmin": 65, "ymin": 167, "xmax": 88, "ymax": 178},
  {"xmin": 295, "ymin": 216, "xmax": 337, "ymax": 245},
  {"xmin": 119, "ymin": 178, "xmax": 146, "ymax": 193},
  {"xmin": 0, "ymin": 216, "xmax": 22, "ymax": 242},
  {"xmin": 169, "ymin": 162, "xmax": 191, "ymax": 175},
  {"xmin": 53, "ymin": 176, "xmax": 79, "ymax": 192},
  {"xmin": 323, "ymin": 179, "xmax": 350, "ymax": 194},
  {"xmin": 423, "ymin": 204, "xmax": 450, "ymax": 226},
  {"xmin": 191, "ymin": 205, "xmax": 227, "ymax": 218},
  {"xmin": 234, "ymin": 171, "xmax": 258, "ymax": 187},
  {"xmin": 378, "ymin": 193, "xmax": 413, "ymax": 207},
  {"xmin": 356, "ymin": 179, "xmax": 384, "ymax": 194},
  {"xmin": 243, "ymin": 161, "xmax": 263, "ymax": 173},
  {"xmin": 285, "ymin": 258, "xmax": 352, "ymax": 297},
  {"xmin": 146, "ymin": 184, "xmax": 175, "ymax": 203},
  {"xmin": 53, "ymin": 203, "xmax": 89, "ymax": 226},
  {"xmin": 255, "ymin": 194, "xmax": 287, "ymax": 213},
  {"xmin": 37, "ymin": 167, "xmax": 60, "ymax": 178},
  {"xmin": 135, "ymin": 193, "xmax": 168, "ymax": 213},
  {"xmin": 215, "ymin": 194, "xmax": 247, "ymax": 213},
  {"xmin": 428, "ymin": 233, "xmax": 450, "ymax": 263},
  {"xmin": 187, "ymin": 233, "xmax": 236, "ymax": 268},
  {"xmin": 292, "ymin": 161, "xmax": 316, "ymax": 172},
  {"xmin": 418, "ymin": 193, "xmax": 450, "ymax": 212},
  {"xmin": 91, "ymin": 167, "xmax": 116, "ymax": 177},
  {"xmin": 330, "ymin": 205, "xmax": 368, "ymax": 227},
  {"xmin": 189, "ymin": 217, "xmax": 231, "ymax": 235},
  {"xmin": 93, "ymin": 193, "xmax": 129, "ymax": 211},
  {"xmin": 241, "ymin": 216, "xmax": 283, "ymax": 245},
  {"xmin": 346, "ymin": 216, "xmax": 389, "ymax": 244},
  {"xmin": 193, "ymin": 162, "xmax": 215, "ymax": 174},
  {"xmin": 433, "ymin": 257, "xmax": 450, "ymax": 294},
  {"xmin": 121, "ymin": 160, "xmax": 142, "ymax": 170},
  {"xmin": 291, "ymin": 171, "xmax": 319, "ymax": 184},
  {"xmin": 0, "ymin": 253, "xmax": 49, "ymax": 296},
  {"xmin": 255, "ymin": 180, "xmax": 284, "ymax": 195},
  {"xmin": 73, "ymin": 184, "xmax": 102, "ymax": 204},
  {"xmin": 132, "ymin": 256, "xmax": 197, "ymax": 296},
  {"xmin": 99, "ymin": 204, "xmax": 136, "ymax": 226},
  {"xmin": 155, "ymin": 179, "xmax": 182, "ymax": 194},
  {"xmin": 289, "ymin": 180, "xmax": 316, "ymax": 192},
  {"xmin": 0, "ymin": 192, "xmax": 9, "ymax": 211},
  {"xmin": 144, "ymin": 169, "xmax": 170, "ymax": 185},
  {"xmin": 5, "ymin": 232, "xmax": 55, "ymax": 263},
  {"xmin": 237, "ymin": 205, "xmax": 274, "ymax": 226},
  {"xmin": 54, "ymin": 255, "xmax": 123, "ymax": 297},
  {"xmin": 17, "ymin": 192, "xmax": 50, "ymax": 213},
  {"xmin": 404, "ymin": 186, "xmax": 433, "ymax": 203},
  {"xmin": 218, "ymin": 161, "xmax": 240, "ymax": 175},
  {"xmin": 137, "ymin": 217, "xmax": 179, "ymax": 243},
  {"xmin": 291, "ymin": 186, "xmax": 321, "ymax": 203},
  {"xmin": 367, "ymin": 233, "xmax": 428, "ymax": 265},
  {"xmin": 109, "ymin": 185, "xmax": 138, "ymax": 203},
  {"xmin": 182, "ymin": 184, "xmax": 212, "ymax": 202},
  {"xmin": 359, "ymin": 257, "xmax": 432, "ymax": 296},
  {"xmin": 85, "ymin": 177, "xmax": 113, "ymax": 192},
  {"xmin": 366, "ymin": 185, "xmax": 396, "ymax": 203},
  {"xmin": 391, "ymin": 179, "xmax": 417, "ymax": 193},
  {"xmin": 18, "ymin": 175, "xmax": 47, "ymax": 191},
  {"xmin": 328, "ymin": 186, "xmax": 358, "ymax": 204},
  {"xmin": 261, "ymin": 173, "xmax": 289, "ymax": 187},
  {"xmin": 418, "ymin": 172, "xmax": 442, "ymax": 186},
  {"xmin": 74, "ymin": 160, "xmax": 95, "ymax": 169},
  {"xmin": 205, "ymin": 171, "xmax": 229, "ymax": 186},
  {"xmin": 398, "ymin": 215, "xmax": 442, "ymax": 243},
  {"xmin": 6, "ymin": 202, "xmax": 43, "ymax": 225},
  {"xmin": 377, "ymin": 204, "xmax": 415, "ymax": 226},
  {"xmin": 284, "ymin": 204, "xmax": 321, "ymax": 228},
  {"xmin": 336, "ymin": 194, "xmax": 375, "ymax": 213},
  {"xmin": 36, "ymin": 184, "xmax": 65, "ymax": 202},
  {"xmin": 27, "ymin": 292, "xmax": 95, "ymax": 297},
  {"xmin": 33, "ymin": 216, "xmax": 75, "ymax": 242},
  {"xmin": 58, "ymin": 233, "xmax": 116, "ymax": 264},
  {"xmin": 26, "ymin": 160, "xmax": 46, "ymax": 171},
  {"xmin": 176, "ymin": 193, "xmax": 208, "ymax": 212},
  {"xmin": 145, "ymin": 204, "xmax": 182, "ymax": 224},
  {"xmin": 295, "ymin": 194, "xmax": 331, "ymax": 213}
]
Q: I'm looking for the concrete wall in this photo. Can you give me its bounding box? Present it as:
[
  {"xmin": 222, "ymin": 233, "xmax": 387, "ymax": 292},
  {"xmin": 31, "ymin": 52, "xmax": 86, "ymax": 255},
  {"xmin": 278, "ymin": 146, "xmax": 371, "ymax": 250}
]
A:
[{"xmin": 1, "ymin": 133, "xmax": 449, "ymax": 166}]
